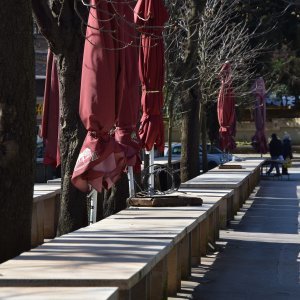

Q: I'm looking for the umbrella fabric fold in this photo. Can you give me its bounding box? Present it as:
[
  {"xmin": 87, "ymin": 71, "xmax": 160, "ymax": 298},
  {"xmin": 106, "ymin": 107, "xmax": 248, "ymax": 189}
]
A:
[
  {"xmin": 41, "ymin": 50, "xmax": 60, "ymax": 167},
  {"xmin": 217, "ymin": 62, "xmax": 236, "ymax": 152},
  {"xmin": 72, "ymin": 0, "xmax": 140, "ymax": 192},
  {"xmin": 134, "ymin": 0, "xmax": 169, "ymax": 152},
  {"xmin": 251, "ymin": 77, "xmax": 268, "ymax": 154},
  {"xmin": 115, "ymin": 3, "xmax": 141, "ymax": 172}
]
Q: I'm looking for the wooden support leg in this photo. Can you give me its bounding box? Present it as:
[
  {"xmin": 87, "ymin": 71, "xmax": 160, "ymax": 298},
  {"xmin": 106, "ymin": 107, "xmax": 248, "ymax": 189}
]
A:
[
  {"xmin": 149, "ymin": 258, "xmax": 168, "ymax": 300},
  {"xmin": 36, "ymin": 202, "xmax": 45, "ymax": 245},
  {"xmin": 191, "ymin": 225, "xmax": 201, "ymax": 266},
  {"xmin": 227, "ymin": 195, "xmax": 234, "ymax": 222},
  {"xmin": 219, "ymin": 198, "xmax": 227, "ymax": 229},
  {"xmin": 44, "ymin": 196, "xmax": 56, "ymax": 239},
  {"xmin": 31, "ymin": 201, "xmax": 45, "ymax": 247},
  {"xmin": 208, "ymin": 212, "xmax": 215, "ymax": 247},
  {"xmin": 200, "ymin": 218, "xmax": 208, "ymax": 256},
  {"xmin": 233, "ymin": 191, "xmax": 240, "ymax": 214},
  {"xmin": 167, "ymin": 244, "xmax": 181, "ymax": 296},
  {"xmin": 215, "ymin": 207, "xmax": 220, "ymax": 240},
  {"xmin": 129, "ymin": 275, "xmax": 149, "ymax": 300},
  {"xmin": 180, "ymin": 235, "xmax": 191, "ymax": 279}
]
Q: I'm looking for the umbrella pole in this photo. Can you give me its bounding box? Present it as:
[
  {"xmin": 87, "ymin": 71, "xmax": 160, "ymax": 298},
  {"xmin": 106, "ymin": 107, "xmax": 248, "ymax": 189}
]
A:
[
  {"xmin": 92, "ymin": 190, "xmax": 97, "ymax": 223},
  {"xmin": 149, "ymin": 148, "xmax": 155, "ymax": 194},
  {"xmin": 88, "ymin": 189, "xmax": 98, "ymax": 224},
  {"xmin": 127, "ymin": 166, "xmax": 135, "ymax": 197},
  {"xmin": 145, "ymin": 149, "xmax": 155, "ymax": 194}
]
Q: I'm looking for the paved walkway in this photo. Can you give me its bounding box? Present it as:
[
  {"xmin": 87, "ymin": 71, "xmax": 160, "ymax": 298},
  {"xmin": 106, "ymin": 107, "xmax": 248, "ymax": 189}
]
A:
[{"xmin": 170, "ymin": 161, "xmax": 300, "ymax": 300}]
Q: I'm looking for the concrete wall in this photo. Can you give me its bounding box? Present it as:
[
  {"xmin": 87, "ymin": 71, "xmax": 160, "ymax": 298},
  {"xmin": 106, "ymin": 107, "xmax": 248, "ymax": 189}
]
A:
[
  {"xmin": 236, "ymin": 118, "xmax": 300, "ymax": 144},
  {"xmin": 165, "ymin": 118, "xmax": 300, "ymax": 145}
]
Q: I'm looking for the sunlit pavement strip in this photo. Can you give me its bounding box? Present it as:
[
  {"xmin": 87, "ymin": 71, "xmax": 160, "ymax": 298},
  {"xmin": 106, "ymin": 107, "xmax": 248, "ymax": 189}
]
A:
[{"xmin": 169, "ymin": 160, "xmax": 300, "ymax": 300}]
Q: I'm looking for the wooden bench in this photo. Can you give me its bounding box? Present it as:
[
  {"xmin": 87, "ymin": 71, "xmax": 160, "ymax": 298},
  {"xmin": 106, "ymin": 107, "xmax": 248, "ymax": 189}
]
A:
[
  {"xmin": 0, "ymin": 287, "xmax": 119, "ymax": 300},
  {"xmin": 210, "ymin": 159, "xmax": 265, "ymax": 196},
  {"xmin": 180, "ymin": 172, "xmax": 250, "ymax": 214},
  {"xmin": 0, "ymin": 193, "xmax": 223, "ymax": 299},
  {"xmin": 177, "ymin": 188, "xmax": 234, "ymax": 229},
  {"xmin": 180, "ymin": 159, "xmax": 264, "ymax": 214}
]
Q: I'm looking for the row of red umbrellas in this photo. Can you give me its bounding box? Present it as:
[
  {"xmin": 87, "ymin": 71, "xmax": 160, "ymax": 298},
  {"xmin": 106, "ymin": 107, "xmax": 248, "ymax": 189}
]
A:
[
  {"xmin": 217, "ymin": 64, "xmax": 267, "ymax": 156},
  {"xmin": 42, "ymin": 1, "xmax": 266, "ymax": 191},
  {"xmin": 217, "ymin": 62, "xmax": 236, "ymax": 152},
  {"xmin": 135, "ymin": 0, "xmax": 169, "ymax": 153},
  {"xmin": 70, "ymin": 0, "xmax": 168, "ymax": 192}
]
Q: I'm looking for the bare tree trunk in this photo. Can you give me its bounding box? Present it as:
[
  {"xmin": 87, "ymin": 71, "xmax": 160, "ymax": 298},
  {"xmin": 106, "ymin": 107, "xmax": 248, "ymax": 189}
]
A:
[
  {"xmin": 167, "ymin": 94, "xmax": 175, "ymax": 168},
  {"xmin": 32, "ymin": 1, "xmax": 89, "ymax": 235},
  {"xmin": 103, "ymin": 173, "xmax": 129, "ymax": 217},
  {"xmin": 56, "ymin": 53, "xmax": 88, "ymax": 235},
  {"xmin": 180, "ymin": 88, "xmax": 200, "ymax": 183},
  {"xmin": 200, "ymin": 103, "xmax": 208, "ymax": 173},
  {"xmin": 0, "ymin": 0, "xmax": 35, "ymax": 262}
]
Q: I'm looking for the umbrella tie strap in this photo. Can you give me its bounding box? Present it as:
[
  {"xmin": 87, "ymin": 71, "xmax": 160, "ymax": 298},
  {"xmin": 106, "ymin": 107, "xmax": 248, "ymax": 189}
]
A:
[{"xmin": 142, "ymin": 89, "xmax": 161, "ymax": 94}]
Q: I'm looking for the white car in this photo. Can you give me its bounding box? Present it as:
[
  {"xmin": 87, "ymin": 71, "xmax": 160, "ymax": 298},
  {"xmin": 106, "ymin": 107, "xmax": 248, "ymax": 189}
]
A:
[{"xmin": 164, "ymin": 143, "xmax": 234, "ymax": 170}]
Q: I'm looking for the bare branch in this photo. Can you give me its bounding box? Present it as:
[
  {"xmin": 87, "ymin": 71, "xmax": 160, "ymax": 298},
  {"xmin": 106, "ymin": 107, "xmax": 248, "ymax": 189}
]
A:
[{"xmin": 32, "ymin": 0, "xmax": 61, "ymax": 52}]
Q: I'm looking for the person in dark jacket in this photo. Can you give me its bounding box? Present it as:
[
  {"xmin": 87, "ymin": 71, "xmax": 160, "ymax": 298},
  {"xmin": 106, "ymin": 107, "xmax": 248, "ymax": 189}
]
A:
[
  {"xmin": 267, "ymin": 133, "xmax": 283, "ymax": 176},
  {"xmin": 282, "ymin": 133, "xmax": 293, "ymax": 175}
]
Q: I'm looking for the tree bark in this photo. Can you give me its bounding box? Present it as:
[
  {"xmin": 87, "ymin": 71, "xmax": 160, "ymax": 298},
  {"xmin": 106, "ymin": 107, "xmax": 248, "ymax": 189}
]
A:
[
  {"xmin": 0, "ymin": 0, "xmax": 35, "ymax": 262},
  {"xmin": 56, "ymin": 52, "xmax": 88, "ymax": 235},
  {"xmin": 180, "ymin": 88, "xmax": 200, "ymax": 183},
  {"xmin": 32, "ymin": 1, "xmax": 88, "ymax": 235},
  {"xmin": 166, "ymin": 0, "xmax": 205, "ymax": 182},
  {"xmin": 103, "ymin": 173, "xmax": 129, "ymax": 217},
  {"xmin": 200, "ymin": 103, "xmax": 208, "ymax": 173}
]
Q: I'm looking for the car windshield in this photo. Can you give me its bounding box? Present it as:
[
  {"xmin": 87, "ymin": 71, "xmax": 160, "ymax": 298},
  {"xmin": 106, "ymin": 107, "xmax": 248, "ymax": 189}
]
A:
[
  {"xmin": 171, "ymin": 145, "xmax": 181, "ymax": 155},
  {"xmin": 199, "ymin": 145, "xmax": 224, "ymax": 154},
  {"xmin": 207, "ymin": 145, "xmax": 224, "ymax": 154},
  {"xmin": 167, "ymin": 144, "xmax": 224, "ymax": 155}
]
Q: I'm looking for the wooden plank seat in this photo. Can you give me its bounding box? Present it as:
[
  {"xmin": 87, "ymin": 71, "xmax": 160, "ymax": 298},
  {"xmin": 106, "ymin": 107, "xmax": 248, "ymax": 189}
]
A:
[
  {"xmin": 0, "ymin": 287, "xmax": 119, "ymax": 300},
  {"xmin": 180, "ymin": 172, "xmax": 250, "ymax": 214},
  {"xmin": 0, "ymin": 235, "xmax": 173, "ymax": 300},
  {"xmin": 180, "ymin": 159, "xmax": 264, "ymax": 214},
  {"xmin": 0, "ymin": 194, "xmax": 223, "ymax": 299},
  {"xmin": 212, "ymin": 159, "xmax": 264, "ymax": 191},
  {"xmin": 177, "ymin": 188, "xmax": 234, "ymax": 229}
]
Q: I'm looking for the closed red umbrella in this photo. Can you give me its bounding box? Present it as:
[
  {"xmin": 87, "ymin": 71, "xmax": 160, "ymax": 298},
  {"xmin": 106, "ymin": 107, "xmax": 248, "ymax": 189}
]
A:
[
  {"xmin": 41, "ymin": 50, "xmax": 60, "ymax": 167},
  {"xmin": 134, "ymin": 0, "xmax": 169, "ymax": 153},
  {"xmin": 217, "ymin": 62, "xmax": 236, "ymax": 152},
  {"xmin": 115, "ymin": 3, "xmax": 141, "ymax": 173},
  {"xmin": 251, "ymin": 77, "xmax": 268, "ymax": 154},
  {"xmin": 72, "ymin": 0, "xmax": 140, "ymax": 193}
]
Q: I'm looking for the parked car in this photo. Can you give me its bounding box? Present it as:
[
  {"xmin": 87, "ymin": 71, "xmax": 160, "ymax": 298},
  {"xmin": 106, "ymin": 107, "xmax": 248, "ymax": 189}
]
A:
[{"xmin": 164, "ymin": 143, "xmax": 234, "ymax": 170}]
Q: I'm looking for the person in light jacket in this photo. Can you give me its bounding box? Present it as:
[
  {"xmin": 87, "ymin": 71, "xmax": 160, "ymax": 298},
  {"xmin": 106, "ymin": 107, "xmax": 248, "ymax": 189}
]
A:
[{"xmin": 282, "ymin": 133, "xmax": 293, "ymax": 175}]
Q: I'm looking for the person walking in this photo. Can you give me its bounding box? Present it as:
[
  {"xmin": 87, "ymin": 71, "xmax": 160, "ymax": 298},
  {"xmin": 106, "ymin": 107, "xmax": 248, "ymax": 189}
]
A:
[
  {"xmin": 282, "ymin": 133, "xmax": 293, "ymax": 175},
  {"xmin": 266, "ymin": 133, "xmax": 283, "ymax": 176}
]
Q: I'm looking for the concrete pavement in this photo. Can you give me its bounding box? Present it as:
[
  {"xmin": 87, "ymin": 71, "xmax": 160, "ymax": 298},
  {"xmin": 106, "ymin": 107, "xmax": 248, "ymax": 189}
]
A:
[{"xmin": 169, "ymin": 161, "xmax": 300, "ymax": 300}]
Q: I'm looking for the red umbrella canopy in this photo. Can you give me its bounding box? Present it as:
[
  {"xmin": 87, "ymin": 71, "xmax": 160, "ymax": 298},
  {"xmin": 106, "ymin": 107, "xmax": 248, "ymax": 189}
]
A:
[
  {"xmin": 134, "ymin": 0, "xmax": 169, "ymax": 152},
  {"xmin": 72, "ymin": 0, "xmax": 140, "ymax": 192},
  {"xmin": 217, "ymin": 62, "xmax": 236, "ymax": 152},
  {"xmin": 251, "ymin": 77, "xmax": 268, "ymax": 154},
  {"xmin": 114, "ymin": 3, "xmax": 141, "ymax": 172},
  {"xmin": 41, "ymin": 50, "xmax": 60, "ymax": 167}
]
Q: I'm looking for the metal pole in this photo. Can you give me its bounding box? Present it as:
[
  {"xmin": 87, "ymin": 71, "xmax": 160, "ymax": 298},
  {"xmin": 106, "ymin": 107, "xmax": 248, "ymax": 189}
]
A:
[
  {"xmin": 127, "ymin": 166, "xmax": 135, "ymax": 197},
  {"xmin": 89, "ymin": 189, "xmax": 98, "ymax": 224},
  {"xmin": 149, "ymin": 148, "xmax": 155, "ymax": 193}
]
